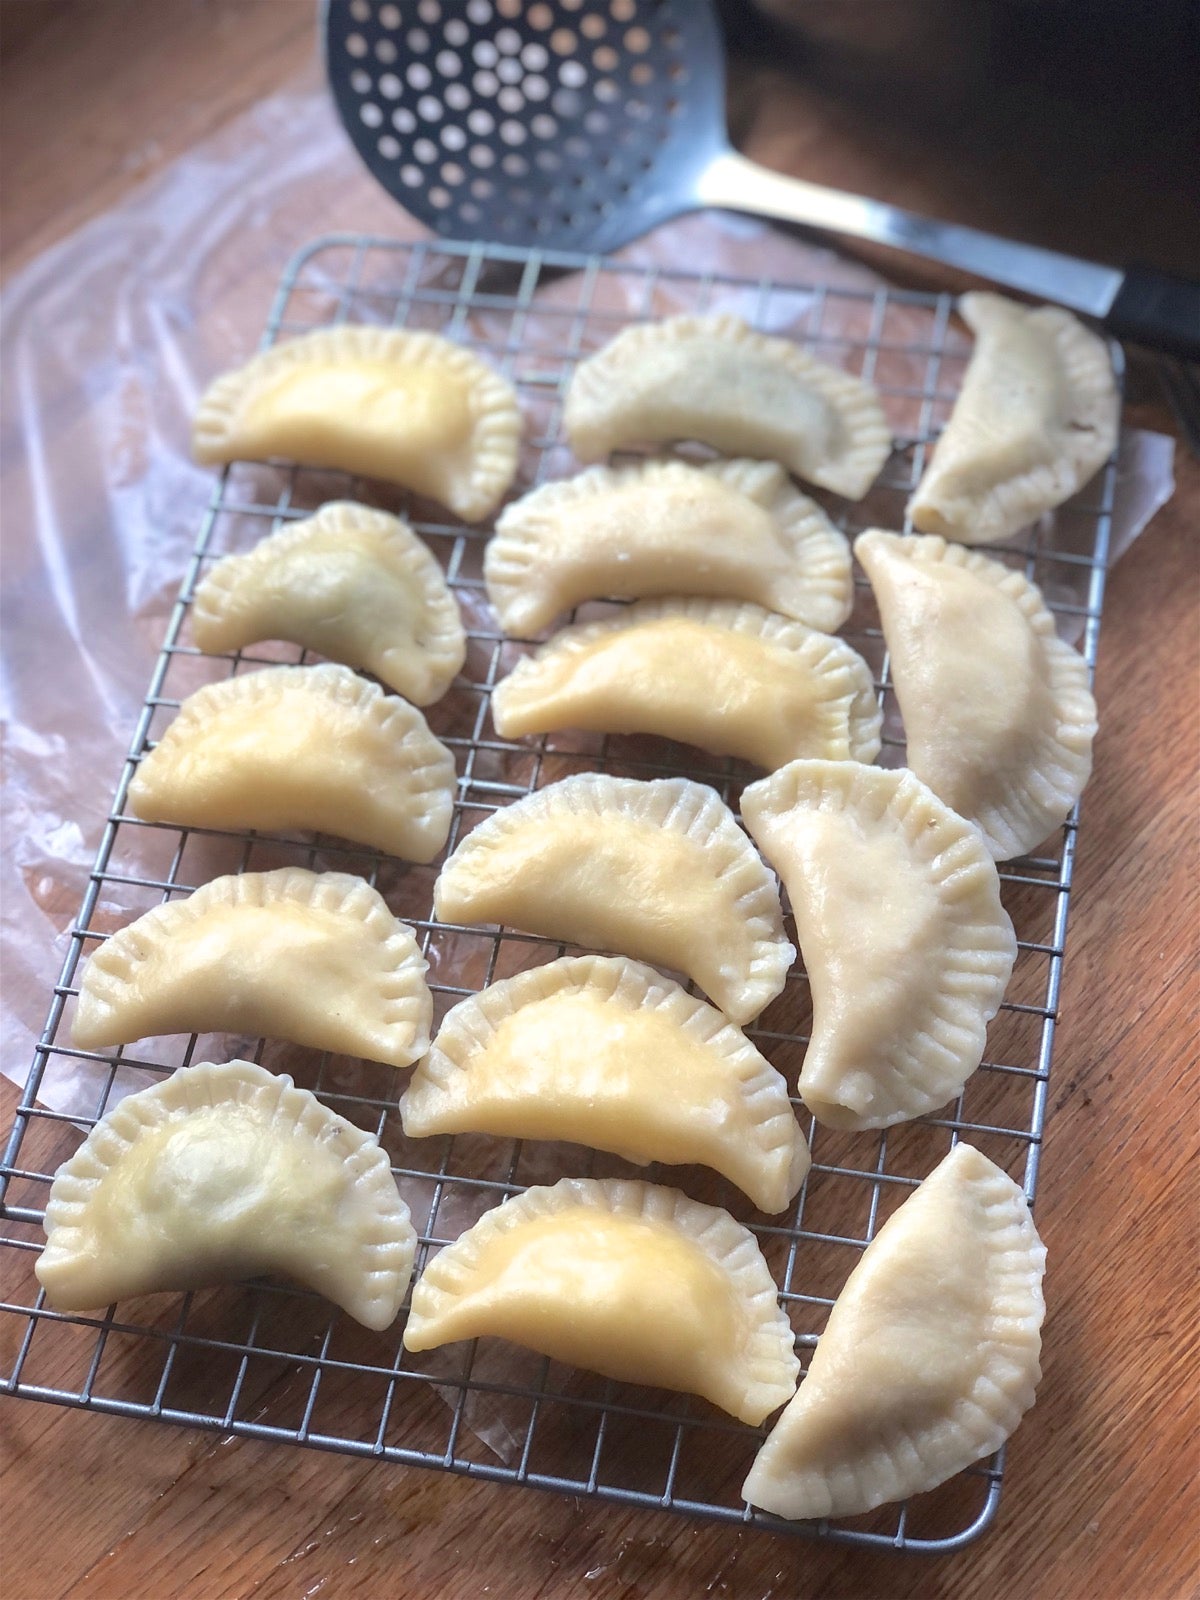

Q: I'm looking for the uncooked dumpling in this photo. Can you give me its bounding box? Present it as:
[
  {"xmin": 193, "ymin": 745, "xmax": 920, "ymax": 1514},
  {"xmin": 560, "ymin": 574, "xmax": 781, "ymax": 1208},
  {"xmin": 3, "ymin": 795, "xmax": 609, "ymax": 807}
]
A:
[
  {"xmin": 129, "ymin": 663, "xmax": 456, "ymax": 863},
  {"xmin": 192, "ymin": 326, "xmax": 520, "ymax": 520},
  {"xmin": 909, "ymin": 292, "xmax": 1118, "ymax": 545},
  {"xmin": 742, "ymin": 1143, "xmax": 1045, "ymax": 1520},
  {"xmin": 856, "ymin": 530, "xmax": 1096, "ymax": 859},
  {"xmin": 404, "ymin": 1177, "xmax": 799, "ymax": 1423},
  {"xmin": 192, "ymin": 502, "xmax": 465, "ymax": 705},
  {"xmin": 401, "ymin": 955, "xmax": 809, "ymax": 1212},
  {"xmin": 564, "ymin": 315, "xmax": 891, "ymax": 499},
  {"xmin": 72, "ymin": 868, "xmax": 432, "ymax": 1067},
  {"xmin": 741, "ymin": 762, "xmax": 1015, "ymax": 1129},
  {"xmin": 432, "ymin": 774, "xmax": 793, "ymax": 1025},
  {"xmin": 490, "ymin": 598, "xmax": 881, "ymax": 772},
  {"xmin": 37, "ymin": 1059, "xmax": 416, "ymax": 1331},
  {"xmin": 484, "ymin": 458, "xmax": 853, "ymax": 635}
]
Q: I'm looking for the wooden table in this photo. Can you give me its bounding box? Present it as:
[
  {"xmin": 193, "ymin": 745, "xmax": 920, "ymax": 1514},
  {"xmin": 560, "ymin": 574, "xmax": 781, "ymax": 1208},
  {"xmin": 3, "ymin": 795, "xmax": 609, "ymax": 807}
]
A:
[{"xmin": 2, "ymin": 5, "xmax": 1197, "ymax": 1597}]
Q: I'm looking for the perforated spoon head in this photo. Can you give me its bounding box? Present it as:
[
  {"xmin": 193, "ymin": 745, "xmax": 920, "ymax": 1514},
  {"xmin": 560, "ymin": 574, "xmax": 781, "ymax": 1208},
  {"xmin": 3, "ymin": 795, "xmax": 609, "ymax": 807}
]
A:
[{"xmin": 324, "ymin": 0, "xmax": 729, "ymax": 254}]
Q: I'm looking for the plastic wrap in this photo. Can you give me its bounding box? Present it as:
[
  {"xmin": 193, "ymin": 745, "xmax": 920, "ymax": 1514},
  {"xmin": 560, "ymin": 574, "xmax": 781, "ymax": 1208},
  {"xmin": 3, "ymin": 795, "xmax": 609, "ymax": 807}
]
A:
[{"xmin": 0, "ymin": 81, "xmax": 1176, "ymax": 1104}]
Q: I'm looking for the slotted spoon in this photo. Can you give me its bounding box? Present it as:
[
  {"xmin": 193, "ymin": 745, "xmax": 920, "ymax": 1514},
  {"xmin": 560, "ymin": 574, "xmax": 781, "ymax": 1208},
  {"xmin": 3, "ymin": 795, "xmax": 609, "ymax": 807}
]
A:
[{"xmin": 324, "ymin": 0, "xmax": 1200, "ymax": 359}]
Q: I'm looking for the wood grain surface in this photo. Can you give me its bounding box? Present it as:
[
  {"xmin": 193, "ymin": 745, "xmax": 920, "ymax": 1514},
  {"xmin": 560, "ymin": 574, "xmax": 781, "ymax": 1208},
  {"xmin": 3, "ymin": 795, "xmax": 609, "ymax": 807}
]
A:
[{"xmin": 2, "ymin": 4, "xmax": 1198, "ymax": 1598}]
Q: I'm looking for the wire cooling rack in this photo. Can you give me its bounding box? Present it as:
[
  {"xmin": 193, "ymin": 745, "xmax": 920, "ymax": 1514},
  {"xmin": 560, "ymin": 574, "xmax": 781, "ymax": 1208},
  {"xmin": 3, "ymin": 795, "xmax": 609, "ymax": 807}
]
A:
[{"xmin": 0, "ymin": 234, "xmax": 1119, "ymax": 1554}]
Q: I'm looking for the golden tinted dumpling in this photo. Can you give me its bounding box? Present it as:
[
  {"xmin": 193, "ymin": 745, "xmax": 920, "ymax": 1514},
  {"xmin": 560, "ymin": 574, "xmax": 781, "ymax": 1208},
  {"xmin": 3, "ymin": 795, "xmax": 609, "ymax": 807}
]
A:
[
  {"xmin": 72, "ymin": 869, "xmax": 433, "ymax": 1067},
  {"xmin": 129, "ymin": 664, "xmax": 456, "ymax": 863},
  {"xmin": 401, "ymin": 955, "xmax": 809, "ymax": 1212},
  {"xmin": 193, "ymin": 326, "xmax": 520, "ymax": 520},
  {"xmin": 433, "ymin": 774, "xmax": 793, "ymax": 1025},
  {"xmin": 491, "ymin": 598, "xmax": 881, "ymax": 772},
  {"xmin": 405, "ymin": 1177, "xmax": 799, "ymax": 1423}
]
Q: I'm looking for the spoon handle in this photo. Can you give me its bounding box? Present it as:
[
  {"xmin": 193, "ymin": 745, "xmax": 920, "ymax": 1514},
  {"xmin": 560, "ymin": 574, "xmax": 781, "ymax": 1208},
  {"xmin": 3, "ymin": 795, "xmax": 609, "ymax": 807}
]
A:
[
  {"xmin": 1103, "ymin": 268, "xmax": 1200, "ymax": 363},
  {"xmin": 696, "ymin": 149, "xmax": 1200, "ymax": 360}
]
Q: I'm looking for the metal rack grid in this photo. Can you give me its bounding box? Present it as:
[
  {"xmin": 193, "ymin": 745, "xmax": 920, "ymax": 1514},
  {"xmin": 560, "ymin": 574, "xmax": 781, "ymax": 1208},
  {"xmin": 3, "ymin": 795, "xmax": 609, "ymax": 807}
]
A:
[{"xmin": 0, "ymin": 234, "xmax": 1118, "ymax": 1554}]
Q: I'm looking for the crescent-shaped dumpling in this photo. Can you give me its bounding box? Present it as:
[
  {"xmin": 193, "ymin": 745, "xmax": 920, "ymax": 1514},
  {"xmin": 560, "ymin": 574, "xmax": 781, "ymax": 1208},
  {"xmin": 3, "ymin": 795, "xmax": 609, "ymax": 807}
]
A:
[
  {"xmin": 909, "ymin": 293, "xmax": 1118, "ymax": 546},
  {"xmin": 400, "ymin": 955, "xmax": 810, "ymax": 1213},
  {"xmin": 129, "ymin": 663, "xmax": 457, "ymax": 863},
  {"xmin": 72, "ymin": 869, "xmax": 433, "ymax": 1066},
  {"xmin": 192, "ymin": 503, "xmax": 466, "ymax": 706},
  {"xmin": 404, "ymin": 1177, "xmax": 799, "ymax": 1423},
  {"xmin": 432, "ymin": 774, "xmax": 793, "ymax": 1025},
  {"xmin": 856, "ymin": 530, "xmax": 1097, "ymax": 859},
  {"xmin": 490, "ymin": 599, "xmax": 881, "ymax": 772},
  {"xmin": 742, "ymin": 1142, "xmax": 1045, "ymax": 1520},
  {"xmin": 36, "ymin": 1059, "xmax": 416, "ymax": 1331},
  {"xmin": 563, "ymin": 315, "xmax": 891, "ymax": 499},
  {"xmin": 741, "ymin": 762, "xmax": 1015, "ymax": 1130},
  {"xmin": 484, "ymin": 458, "xmax": 853, "ymax": 636},
  {"xmin": 192, "ymin": 326, "xmax": 521, "ymax": 520}
]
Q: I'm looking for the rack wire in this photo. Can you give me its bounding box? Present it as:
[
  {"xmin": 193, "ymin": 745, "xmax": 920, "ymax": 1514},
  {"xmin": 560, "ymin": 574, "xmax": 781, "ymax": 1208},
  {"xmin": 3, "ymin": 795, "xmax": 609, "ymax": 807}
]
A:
[{"xmin": 0, "ymin": 234, "xmax": 1118, "ymax": 1554}]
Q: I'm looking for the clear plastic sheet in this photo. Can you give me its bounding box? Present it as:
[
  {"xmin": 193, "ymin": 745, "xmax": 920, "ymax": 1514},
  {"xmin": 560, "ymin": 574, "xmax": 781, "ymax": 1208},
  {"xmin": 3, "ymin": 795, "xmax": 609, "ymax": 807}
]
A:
[{"xmin": 0, "ymin": 81, "xmax": 1175, "ymax": 1105}]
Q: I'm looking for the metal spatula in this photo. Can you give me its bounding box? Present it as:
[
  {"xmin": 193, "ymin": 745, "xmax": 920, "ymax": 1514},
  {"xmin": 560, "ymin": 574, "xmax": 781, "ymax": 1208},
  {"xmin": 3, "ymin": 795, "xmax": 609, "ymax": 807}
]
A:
[{"xmin": 324, "ymin": 0, "xmax": 1200, "ymax": 360}]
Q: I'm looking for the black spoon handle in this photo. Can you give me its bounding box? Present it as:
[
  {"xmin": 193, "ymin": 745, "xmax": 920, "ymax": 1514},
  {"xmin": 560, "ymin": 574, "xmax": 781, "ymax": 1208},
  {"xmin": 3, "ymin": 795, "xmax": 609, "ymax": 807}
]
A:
[{"xmin": 1104, "ymin": 267, "xmax": 1200, "ymax": 363}]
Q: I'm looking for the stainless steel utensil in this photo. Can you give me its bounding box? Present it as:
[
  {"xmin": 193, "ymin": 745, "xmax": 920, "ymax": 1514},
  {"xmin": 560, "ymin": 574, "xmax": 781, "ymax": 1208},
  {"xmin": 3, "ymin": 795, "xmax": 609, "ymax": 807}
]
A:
[{"xmin": 324, "ymin": 0, "xmax": 1200, "ymax": 360}]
